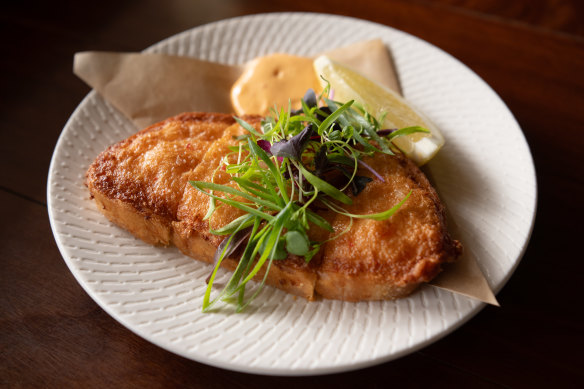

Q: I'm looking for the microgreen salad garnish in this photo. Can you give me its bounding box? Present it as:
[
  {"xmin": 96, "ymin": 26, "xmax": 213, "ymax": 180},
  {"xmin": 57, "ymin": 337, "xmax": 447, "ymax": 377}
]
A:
[{"xmin": 190, "ymin": 86, "xmax": 428, "ymax": 312}]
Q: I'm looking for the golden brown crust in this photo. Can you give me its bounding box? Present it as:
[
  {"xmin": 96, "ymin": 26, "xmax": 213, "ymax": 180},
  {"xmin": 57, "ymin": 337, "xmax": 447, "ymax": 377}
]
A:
[
  {"xmin": 86, "ymin": 112, "xmax": 237, "ymax": 220},
  {"xmin": 315, "ymin": 153, "xmax": 462, "ymax": 300},
  {"xmin": 86, "ymin": 112, "xmax": 461, "ymax": 303},
  {"xmin": 86, "ymin": 112, "xmax": 317, "ymax": 300}
]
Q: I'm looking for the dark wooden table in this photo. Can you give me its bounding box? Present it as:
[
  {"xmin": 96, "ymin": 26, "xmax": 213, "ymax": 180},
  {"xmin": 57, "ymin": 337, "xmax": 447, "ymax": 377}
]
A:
[{"xmin": 2, "ymin": 1, "xmax": 583, "ymax": 387}]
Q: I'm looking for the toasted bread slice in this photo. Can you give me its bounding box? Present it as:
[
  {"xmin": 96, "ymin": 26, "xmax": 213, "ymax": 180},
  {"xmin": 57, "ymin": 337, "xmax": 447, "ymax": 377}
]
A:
[
  {"xmin": 86, "ymin": 112, "xmax": 318, "ymax": 300},
  {"xmin": 86, "ymin": 112, "xmax": 461, "ymax": 302}
]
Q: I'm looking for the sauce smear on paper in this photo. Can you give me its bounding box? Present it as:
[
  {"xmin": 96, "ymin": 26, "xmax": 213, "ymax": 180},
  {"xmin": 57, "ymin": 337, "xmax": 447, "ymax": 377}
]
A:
[{"xmin": 231, "ymin": 53, "xmax": 322, "ymax": 116}]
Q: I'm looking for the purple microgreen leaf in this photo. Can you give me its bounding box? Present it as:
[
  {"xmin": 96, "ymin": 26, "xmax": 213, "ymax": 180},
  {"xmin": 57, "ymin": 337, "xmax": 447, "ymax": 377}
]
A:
[
  {"xmin": 255, "ymin": 139, "xmax": 283, "ymax": 162},
  {"xmin": 303, "ymin": 88, "xmax": 317, "ymax": 108},
  {"xmin": 269, "ymin": 140, "xmax": 297, "ymax": 159},
  {"xmin": 270, "ymin": 123, "xmax": 314, "ymax": 160},
  {"xmin": 351, "ymin": 175, "xmax": 373, "ymax": 196},
  {"xmin": 292, "ymin": 89, "xmax": 318, "ymax": 115},
  {"xmin": 256, "ymin": 139, "xmax": 272, "ymax": 154}
]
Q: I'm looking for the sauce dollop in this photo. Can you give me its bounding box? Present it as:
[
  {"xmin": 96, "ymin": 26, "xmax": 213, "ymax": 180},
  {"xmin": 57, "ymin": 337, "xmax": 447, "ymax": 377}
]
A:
[{"xmin": 231, "ymin": 53, "xmax": 322, "ymax": 116}]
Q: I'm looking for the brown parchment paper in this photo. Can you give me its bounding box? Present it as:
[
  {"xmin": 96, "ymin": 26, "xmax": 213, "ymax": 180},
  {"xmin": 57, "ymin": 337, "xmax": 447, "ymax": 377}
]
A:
[{"xmin": 73, "ymin": 39, "xmax": 498, "ymax": 305}]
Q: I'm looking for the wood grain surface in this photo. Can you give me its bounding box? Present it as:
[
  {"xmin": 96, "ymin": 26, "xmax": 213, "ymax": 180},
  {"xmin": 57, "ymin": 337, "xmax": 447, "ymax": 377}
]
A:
[{"xmin": 1, "ymin": 1, "xmax": 583, "ymax": 387}]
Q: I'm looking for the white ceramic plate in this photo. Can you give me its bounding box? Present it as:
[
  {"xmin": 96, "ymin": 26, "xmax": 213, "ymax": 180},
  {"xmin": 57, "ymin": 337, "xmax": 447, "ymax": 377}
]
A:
[{"xmin": 48, "ymin": 13, "xmax": 536, "ymax": 375}]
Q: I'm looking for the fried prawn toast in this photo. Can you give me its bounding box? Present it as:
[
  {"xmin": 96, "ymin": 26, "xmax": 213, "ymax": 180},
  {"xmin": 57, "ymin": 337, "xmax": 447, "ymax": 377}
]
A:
[{"xmin": 86, "ymin": 112, "xmax": 461, "ymax": 302}]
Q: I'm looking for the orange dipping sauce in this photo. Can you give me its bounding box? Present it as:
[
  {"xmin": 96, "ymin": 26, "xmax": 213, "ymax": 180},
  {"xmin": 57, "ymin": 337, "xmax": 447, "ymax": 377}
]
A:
[{"xmin": 231, "ymin": 53, "xmax": 322, "ymax": 116}]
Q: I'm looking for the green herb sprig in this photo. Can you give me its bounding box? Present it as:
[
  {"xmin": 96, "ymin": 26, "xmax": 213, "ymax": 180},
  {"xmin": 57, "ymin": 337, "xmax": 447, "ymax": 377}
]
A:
[{"xmin": 190, "ymin": 87, "xmax": 427, "ymax": 312}]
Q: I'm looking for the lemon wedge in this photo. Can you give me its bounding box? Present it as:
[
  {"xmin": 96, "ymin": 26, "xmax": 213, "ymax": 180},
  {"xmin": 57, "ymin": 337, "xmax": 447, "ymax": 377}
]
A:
[{"xmin": 313, "ymin": 55, "xmax": 444, "ymax": 165}]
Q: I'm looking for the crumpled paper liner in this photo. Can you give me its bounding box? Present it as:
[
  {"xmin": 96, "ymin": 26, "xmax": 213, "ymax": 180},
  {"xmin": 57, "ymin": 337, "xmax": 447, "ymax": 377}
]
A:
[{"xmin": 74, "ymin": 39, "xmax": 498, "ymax": 305}]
